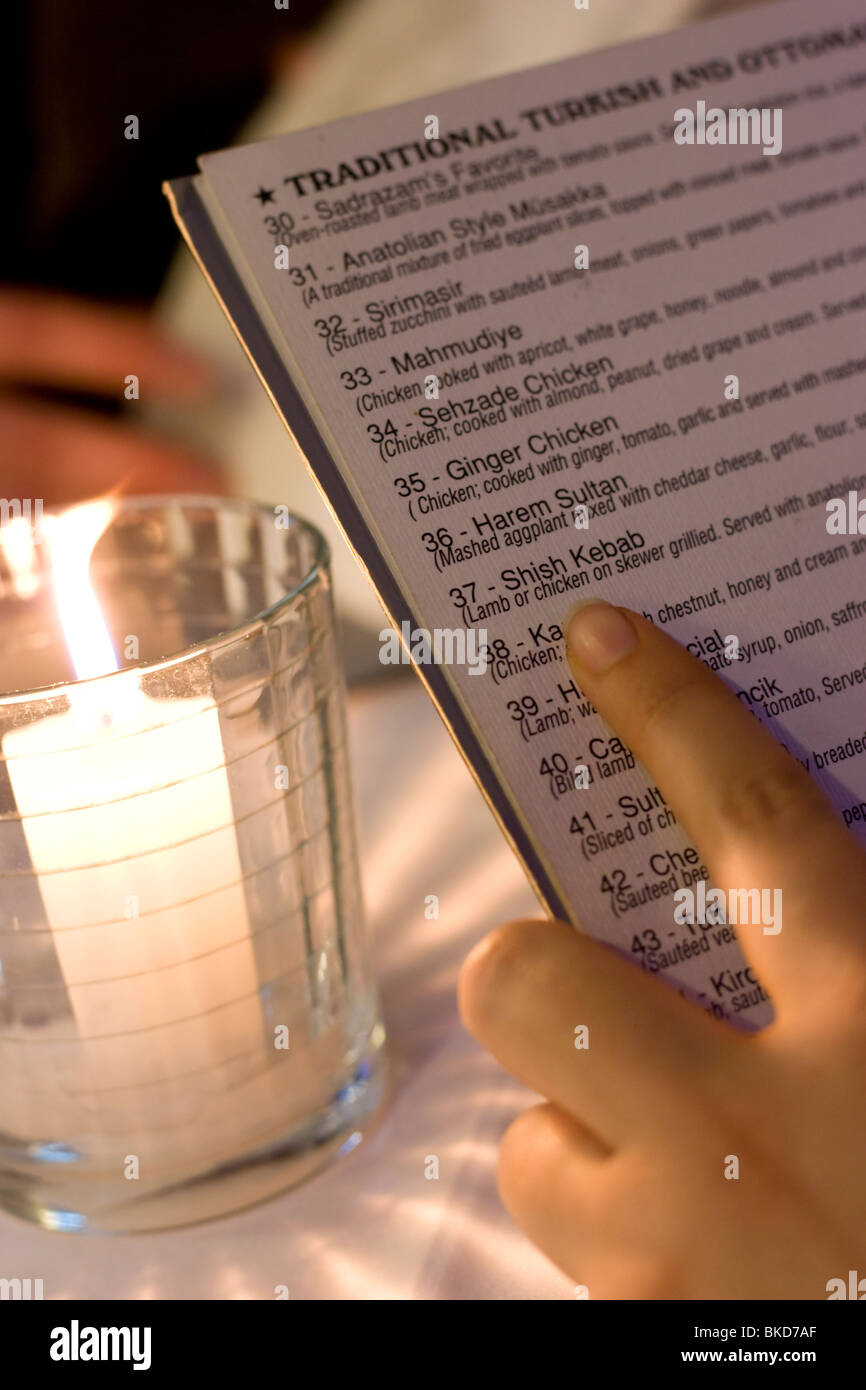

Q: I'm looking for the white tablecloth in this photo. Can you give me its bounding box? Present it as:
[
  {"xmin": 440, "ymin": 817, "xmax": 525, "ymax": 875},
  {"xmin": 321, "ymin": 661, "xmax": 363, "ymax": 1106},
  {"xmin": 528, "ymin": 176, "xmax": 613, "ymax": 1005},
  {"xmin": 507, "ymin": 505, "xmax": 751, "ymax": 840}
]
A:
[{"xmin": 0, "ymin": 673, "xmax": 572, "ymax": 1300}]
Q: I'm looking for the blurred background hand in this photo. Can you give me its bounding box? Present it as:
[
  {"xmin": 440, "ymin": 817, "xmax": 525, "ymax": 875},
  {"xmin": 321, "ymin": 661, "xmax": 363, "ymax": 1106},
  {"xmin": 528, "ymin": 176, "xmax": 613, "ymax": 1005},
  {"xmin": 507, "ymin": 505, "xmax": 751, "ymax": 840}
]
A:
[{"xmin": 0, "ymin": 288, "xmax": 226, "ymax": 506}]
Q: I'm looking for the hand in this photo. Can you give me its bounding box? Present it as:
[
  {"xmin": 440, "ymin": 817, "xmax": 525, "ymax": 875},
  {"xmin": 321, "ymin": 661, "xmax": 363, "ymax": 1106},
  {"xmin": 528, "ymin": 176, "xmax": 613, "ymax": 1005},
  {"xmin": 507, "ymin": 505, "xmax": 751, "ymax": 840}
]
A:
[
  {"xmin": 459, "ymin": 600, "xmax": 866, "ymax": 1299},
  {"xmin": 0, "ymin": 289, "xmax": 226, "ymax": 506}
]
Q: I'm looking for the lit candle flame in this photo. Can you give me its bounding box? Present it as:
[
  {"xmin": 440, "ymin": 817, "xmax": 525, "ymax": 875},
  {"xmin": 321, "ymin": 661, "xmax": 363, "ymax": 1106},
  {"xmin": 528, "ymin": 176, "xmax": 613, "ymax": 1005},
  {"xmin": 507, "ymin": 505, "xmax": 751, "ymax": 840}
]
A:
[{"xmin": 44, "ymin": 500, "xmax": 119, "ymax": 682}]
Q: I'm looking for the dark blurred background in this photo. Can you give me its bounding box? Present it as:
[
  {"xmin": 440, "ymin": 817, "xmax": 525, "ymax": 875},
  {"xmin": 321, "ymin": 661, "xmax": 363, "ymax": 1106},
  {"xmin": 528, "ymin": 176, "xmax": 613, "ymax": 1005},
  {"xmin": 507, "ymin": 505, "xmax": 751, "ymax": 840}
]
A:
[{"xmin": 10, "ymin": 0, "xmax": 339, "ymax": 304}]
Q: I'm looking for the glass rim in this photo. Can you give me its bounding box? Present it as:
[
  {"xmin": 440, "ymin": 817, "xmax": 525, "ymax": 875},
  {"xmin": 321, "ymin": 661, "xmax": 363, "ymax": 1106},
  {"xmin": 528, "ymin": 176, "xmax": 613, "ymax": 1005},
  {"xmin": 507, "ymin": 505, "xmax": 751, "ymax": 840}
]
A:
[{"xmin": 0, "ymin": 494, "xmax": 330, "ymax": 708}]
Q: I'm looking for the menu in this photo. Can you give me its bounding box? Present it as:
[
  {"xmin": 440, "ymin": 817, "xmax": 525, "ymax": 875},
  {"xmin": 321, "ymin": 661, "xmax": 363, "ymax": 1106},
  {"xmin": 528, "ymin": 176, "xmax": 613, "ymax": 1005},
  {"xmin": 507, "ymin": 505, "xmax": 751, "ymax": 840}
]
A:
[{"xmin": 166, "ymin": 0, "xmax": 866, "ymax": 1029}]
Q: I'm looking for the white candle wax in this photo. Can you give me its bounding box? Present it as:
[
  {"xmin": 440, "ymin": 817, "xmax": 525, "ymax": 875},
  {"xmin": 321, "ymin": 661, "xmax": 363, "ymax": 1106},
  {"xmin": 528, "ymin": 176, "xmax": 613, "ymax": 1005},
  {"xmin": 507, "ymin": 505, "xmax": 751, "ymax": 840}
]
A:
[
  {"xmin": 4, "ymin": 682, "xmax": 265, "ymax": 1097},
  {"xmin": 1, "ymin": 501, "xmax": 268, "ymax": 1163}
]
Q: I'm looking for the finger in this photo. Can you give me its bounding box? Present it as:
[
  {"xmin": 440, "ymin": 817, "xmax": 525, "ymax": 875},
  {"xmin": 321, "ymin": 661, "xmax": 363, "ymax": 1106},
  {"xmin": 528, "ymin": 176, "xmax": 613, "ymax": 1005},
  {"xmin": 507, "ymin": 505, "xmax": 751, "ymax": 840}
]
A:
[
  {"xmin": 0, "ymin": 290, "xmax": 219, "ymax": 399},
  {"xmin": 0, "ymin": 398, "xmax": 226, "ymax": 505},
  {"xmin": 459, "ymin": 918, "xmax": 737, "ymax": 1144},
  {"xmin": 499, "ymin": 1110, "xmax": 687, "ymax": 1299},
  {"xmin": 563, "ymin": 601, "xmax": 866, "ymax": 1010},
  {"xmin": 496, "ymin": 1101, "xmax": 605, "ymax": 1287}
]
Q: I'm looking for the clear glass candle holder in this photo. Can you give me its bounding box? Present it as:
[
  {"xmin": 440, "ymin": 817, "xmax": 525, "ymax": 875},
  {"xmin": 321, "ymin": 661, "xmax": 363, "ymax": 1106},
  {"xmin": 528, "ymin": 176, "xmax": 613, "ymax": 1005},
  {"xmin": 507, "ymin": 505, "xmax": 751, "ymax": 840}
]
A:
[{"xmin": 0, "ymin": 496, "xmax": 385, "ymax": 1232}]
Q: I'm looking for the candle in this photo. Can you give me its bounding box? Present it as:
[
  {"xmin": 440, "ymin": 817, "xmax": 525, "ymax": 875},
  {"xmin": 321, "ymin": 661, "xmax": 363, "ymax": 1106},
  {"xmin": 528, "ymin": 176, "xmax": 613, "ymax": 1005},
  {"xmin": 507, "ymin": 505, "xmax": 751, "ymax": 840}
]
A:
[
  {"xmin": 2, "ymin": 503, "xmax": 266, "ymax": 1160},
  {"xmin": 0, "ymin": 497, "xmax": 383, "ymax": 1230}
]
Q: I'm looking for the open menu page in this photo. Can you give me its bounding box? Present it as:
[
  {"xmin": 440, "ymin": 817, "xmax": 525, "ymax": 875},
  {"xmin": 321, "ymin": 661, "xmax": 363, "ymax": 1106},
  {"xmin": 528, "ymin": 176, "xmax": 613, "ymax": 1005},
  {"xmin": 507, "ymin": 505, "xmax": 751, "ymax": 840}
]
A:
[{"xmin": 169, "ymin": 0, "xmax": 866, "ymax": 1030}]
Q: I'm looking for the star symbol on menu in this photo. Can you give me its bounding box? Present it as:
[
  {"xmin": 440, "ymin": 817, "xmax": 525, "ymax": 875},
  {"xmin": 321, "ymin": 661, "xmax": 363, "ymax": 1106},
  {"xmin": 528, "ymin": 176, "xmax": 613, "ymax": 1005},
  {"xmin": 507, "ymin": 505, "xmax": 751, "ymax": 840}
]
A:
[{"xmin": 253, "ymin": 186, "xmax": 275, "ymax": 205}]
